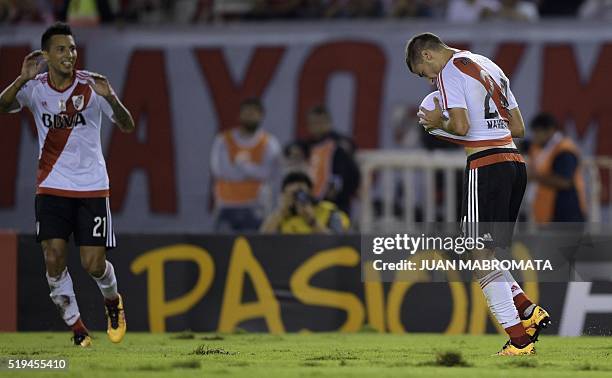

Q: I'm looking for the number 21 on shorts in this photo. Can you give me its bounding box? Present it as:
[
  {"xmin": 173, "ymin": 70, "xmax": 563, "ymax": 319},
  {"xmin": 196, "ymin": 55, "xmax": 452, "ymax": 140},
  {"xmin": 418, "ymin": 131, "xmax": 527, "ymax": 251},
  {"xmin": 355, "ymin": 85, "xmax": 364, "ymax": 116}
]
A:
[{"xmin": 93, "ymin": 216, "xmax": 107, "ymax": 237}]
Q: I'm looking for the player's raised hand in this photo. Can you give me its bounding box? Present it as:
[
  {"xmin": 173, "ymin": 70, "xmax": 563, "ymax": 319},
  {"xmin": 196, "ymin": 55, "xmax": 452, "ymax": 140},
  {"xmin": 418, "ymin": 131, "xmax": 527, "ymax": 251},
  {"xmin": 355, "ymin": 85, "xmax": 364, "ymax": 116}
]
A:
[
  {"xmin": 87, "ymin": 72, "xmax": 116, "ymax": 99},
  {"xmin": 21, "ymin": 50, "xmax": 45, "ymax": 81},
  {"xmin": 87, "ymin": 72, "xmax": 135, "ymax": 133},
  {"xmin": 418, "ymin": 97, "xmax": 444, "ymax": 130}
]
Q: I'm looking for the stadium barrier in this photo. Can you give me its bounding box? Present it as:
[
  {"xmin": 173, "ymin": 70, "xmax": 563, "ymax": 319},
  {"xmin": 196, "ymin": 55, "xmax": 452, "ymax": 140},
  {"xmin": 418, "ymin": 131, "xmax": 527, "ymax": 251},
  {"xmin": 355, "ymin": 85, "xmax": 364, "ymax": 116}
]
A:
[
  {"xmin": 356, "ymin": 150, "xmax": 612, "ymax": 232},
  {"xmin": 11, "ymin": 234, "xmax": 612, "ymax": 336}
]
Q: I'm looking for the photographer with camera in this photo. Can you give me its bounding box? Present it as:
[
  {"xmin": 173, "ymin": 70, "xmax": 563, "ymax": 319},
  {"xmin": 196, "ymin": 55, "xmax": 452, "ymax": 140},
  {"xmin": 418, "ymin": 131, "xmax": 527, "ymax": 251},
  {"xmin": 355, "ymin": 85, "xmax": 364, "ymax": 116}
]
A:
[{"xmin": 260, "ymin": 172, "xmax": 350, "ymax": 234}]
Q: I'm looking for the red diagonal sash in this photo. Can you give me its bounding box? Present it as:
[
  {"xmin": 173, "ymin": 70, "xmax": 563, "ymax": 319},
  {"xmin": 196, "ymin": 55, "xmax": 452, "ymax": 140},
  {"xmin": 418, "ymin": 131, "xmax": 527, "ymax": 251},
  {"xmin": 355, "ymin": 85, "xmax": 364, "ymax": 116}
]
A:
[
  {"xmin": 452, "ymin": 57, "xmax": 510, "ymax": 121},
  {"xmin": 37, "ymin": 81, "xmax": 92, "ymax": 186}
]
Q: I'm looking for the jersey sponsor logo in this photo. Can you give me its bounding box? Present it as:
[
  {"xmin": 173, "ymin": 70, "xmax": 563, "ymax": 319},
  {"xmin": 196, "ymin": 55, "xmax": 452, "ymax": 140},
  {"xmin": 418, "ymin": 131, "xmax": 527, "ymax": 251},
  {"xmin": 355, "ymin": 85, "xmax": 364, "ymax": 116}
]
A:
[{"xmin": 41, "ymin": 112, "xmax": 87, "ymax": 129}]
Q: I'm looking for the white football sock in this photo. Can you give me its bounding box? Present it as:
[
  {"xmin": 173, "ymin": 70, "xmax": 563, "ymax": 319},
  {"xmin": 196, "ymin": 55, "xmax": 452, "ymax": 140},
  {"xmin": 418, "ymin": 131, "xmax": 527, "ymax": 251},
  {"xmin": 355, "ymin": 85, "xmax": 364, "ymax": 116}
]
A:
[
  {"xmin": 503, "ymin": 270, "xmax": 524, "ymax": 297},
  {"xmin": 503, "ymin": 270, "xmax": 536, "ymax": 317},
  {"xmin": 90, "ymin": 260, "xmax": 118, "ymax": 301},
  {"xmin": 46, "ymin": 268, "xmax": 81, "ymax": 326},
  {"xmin": 479, "ymin": 270, "xmax": 521, "ymax": 328}
]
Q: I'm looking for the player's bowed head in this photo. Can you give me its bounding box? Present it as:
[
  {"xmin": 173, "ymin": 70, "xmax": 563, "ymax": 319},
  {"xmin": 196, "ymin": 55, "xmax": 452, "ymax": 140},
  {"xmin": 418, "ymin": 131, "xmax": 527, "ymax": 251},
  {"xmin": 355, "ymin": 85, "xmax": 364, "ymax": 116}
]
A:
[
  {"xmin": 405, "ymin": 32, "xmax": 470, "ymax": 136},
  {"xmin": 405, "ymin": 32, "xmax": 452, "ymax": 81}
]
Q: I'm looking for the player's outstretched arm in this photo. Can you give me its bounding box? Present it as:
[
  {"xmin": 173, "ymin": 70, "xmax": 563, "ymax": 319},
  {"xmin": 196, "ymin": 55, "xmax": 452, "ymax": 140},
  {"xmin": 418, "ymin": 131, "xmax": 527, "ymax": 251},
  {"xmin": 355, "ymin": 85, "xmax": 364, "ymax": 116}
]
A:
[
  {"xmin": 0, "ymin": 50, "xmax": 44, "ymax": 113},
  {"xmin": 87, "ymin": 72, "xmax": 135, "ymax": 133},
  {"xmin": 507, "ymin": 107, "xmax": 525, "ymax": 138}
]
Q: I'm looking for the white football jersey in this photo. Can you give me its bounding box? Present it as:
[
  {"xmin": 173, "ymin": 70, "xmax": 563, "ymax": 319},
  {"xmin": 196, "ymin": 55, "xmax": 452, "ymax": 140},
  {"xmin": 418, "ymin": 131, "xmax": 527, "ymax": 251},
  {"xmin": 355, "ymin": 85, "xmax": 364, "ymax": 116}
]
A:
[
  {"xmin": 434, "ymin": 50, "xmax": 518, "ymax": 147},
  {"xmin": 12, "ymin": 70, "xmax": 114, "ymax": 197}
]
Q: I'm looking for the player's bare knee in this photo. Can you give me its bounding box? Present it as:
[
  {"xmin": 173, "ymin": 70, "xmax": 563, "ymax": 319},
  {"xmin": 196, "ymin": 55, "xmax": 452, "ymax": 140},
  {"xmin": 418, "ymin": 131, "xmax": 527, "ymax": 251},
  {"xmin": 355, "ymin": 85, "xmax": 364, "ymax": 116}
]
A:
[
  {"xmin": 42, "ymin": 245, "xmax": 66, "ymax": 276},
  {"xmin": 81, "ymin": 260, "xmax": 101, "ymax": 276},
  {"xmin": 81, "ymin": 255, "xmax": 105, "ymax": 277}
]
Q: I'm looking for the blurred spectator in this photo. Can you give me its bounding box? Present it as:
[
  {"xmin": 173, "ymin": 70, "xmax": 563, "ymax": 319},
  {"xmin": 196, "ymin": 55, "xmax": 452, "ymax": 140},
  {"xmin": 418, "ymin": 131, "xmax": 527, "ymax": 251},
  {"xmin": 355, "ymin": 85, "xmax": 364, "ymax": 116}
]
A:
[
  {"xmin": 260, "ymin": 171, "xmax": 350, "ymax": 233},
  {"xmin": 49, "ymin": 0, "xmax": 116, "ymax": 24},
  {"xmin": 210, "ymin": 0, "xmax": 326, "ymax": 21},
  {"xmin": 282, "ymin": 140, "xmax": 311, "ymax": 176},
  {"xmin": 304, "ymin": 105, "xmax": 361, "ymax": 215},
  {"xmin": 446, "ymin": 0, "xmax": 500, "ymax": 23},
  {"xmin": 482, "ymin": 0, "xmax": 539, "ymax": 21},
  {"xmin": 0, "ymin": 0, "xmax": 52, "ymax": 23},
  {"xmin": 67, "ymin": 0, "xmax": 115, "ymax": 25},
  {"xmin": 251, "ymin": 0, "xmax": 304, "ymax": 19},
  {"xmin": 527, "ymin": 113, "xmax": 586, "ymax": 223},
  {"xmin": 121, "ymin": 0, "xmax": 170, "ymax": 23},
  {"xmin": 296, "ymin": 0, "xmax": 327, "ymax": 18},
  {"xmin": 0, "ymin": 0, "xmax": 587, "ymax": 24},
  {"xmin": 191, "ymin": 0, "xmax": 215, "ymax": 23},
  {"xmin": 170, "ymin": 0, "xmax": 207, "ymax": 23},
  {"xmin": 0, "ymin": 0, "xmax": 14, "ymax": 22},
  {"xmin": 213, "ymin": 0, "xmax": 255, "ymax": 21},
  {"xmin": 383, "ymin": 0, "xmax": 443, "ymax": 18},
  {"xmin": 324, "ymin": 0, "xmax": 383, "ymax": 18},
  {"xmin": 579, "ymin": 0, "xmax": 612, "ymax": 20},
  {"xmin": 210, "ymin": 98, "xmax": 281, "ymax": 232},
  {"xmin": 538, "ymin": 0, "xmax": 584, "ymax": 17}
]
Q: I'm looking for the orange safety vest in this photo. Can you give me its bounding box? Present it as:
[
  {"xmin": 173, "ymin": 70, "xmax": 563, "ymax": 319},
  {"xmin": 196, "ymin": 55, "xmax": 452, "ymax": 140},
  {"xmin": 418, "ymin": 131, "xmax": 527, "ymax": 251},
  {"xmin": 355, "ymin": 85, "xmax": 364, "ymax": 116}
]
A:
[
  {"xmin": 214, "ymin": 130, "xmax": 269, "ymax": 205},
  {"xmin": 309, "ymin": 139, "xmax": 336, "ymax": 198},
  {"xmin": 530, "ymin": 136, "xmax": 587, "ymax": 223}
]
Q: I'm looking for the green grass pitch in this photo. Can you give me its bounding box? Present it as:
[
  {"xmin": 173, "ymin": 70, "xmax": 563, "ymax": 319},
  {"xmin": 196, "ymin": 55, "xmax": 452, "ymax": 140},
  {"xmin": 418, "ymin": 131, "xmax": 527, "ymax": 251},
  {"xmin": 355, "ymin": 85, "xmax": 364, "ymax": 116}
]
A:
[{"xmin": 0, "ymin": 333, "xmax": 611, "ymax": 377}]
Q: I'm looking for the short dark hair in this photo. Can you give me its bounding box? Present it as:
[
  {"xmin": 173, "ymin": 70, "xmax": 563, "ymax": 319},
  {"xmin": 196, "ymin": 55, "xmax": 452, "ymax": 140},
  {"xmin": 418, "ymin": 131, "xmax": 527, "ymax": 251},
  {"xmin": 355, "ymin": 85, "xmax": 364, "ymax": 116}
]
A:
[
  {"xmin": 41, "ymin": 22, "xmax": 73, "ymax": 51},
  {"xmin": 405, "ymin": 32, "xmax": 446, "ymax": 73},
  {"xmin": 240, "ymin": 97, "xmax": 264, "ymax": 112},
  {"xmin": 282, "ymin": 171, "xmax": 313, "ymax": 191},
  {"xmin": 308, "ymin": 104, "xmax": 330, "ymax": 118},
  {"xmin": 530, "ymin": 113, "xmax": 559, "ymax": 131}
]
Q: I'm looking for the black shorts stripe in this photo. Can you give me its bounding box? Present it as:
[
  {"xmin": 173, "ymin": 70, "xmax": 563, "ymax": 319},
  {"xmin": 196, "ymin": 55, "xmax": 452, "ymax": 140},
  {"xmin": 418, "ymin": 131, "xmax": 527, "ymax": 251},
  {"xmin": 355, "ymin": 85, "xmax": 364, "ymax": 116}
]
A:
[
  {"xmin": 461, "ymin": 149, "xmax": 527, "ymax": 248},
  {"xmin": 105, "ymin": 197, "xmax": 116, "ymax": 248}
]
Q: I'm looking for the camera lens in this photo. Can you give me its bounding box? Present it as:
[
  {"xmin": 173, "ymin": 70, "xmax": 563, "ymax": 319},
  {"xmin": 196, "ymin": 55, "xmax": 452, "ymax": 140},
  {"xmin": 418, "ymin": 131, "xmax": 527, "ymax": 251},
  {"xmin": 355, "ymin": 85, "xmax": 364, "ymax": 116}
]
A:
[{"xmin": 294, "ymin": 189, "xmax": 311, "ymax": 205}]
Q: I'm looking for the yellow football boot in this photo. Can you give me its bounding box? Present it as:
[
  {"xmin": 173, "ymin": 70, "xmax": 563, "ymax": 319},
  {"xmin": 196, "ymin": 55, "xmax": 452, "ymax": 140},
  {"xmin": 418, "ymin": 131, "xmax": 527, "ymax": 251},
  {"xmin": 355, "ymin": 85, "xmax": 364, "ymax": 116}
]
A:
[
  {"xmin": 105, "ymin": 294, "xmax": 127, "ymax": 343},
  {"xmin": 496, "ymin": 340, "xmax": 536, "ymax": 356},
  {"xmin": 522, "ymin": 305, "xmax": 551, "ymax": 342}
]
